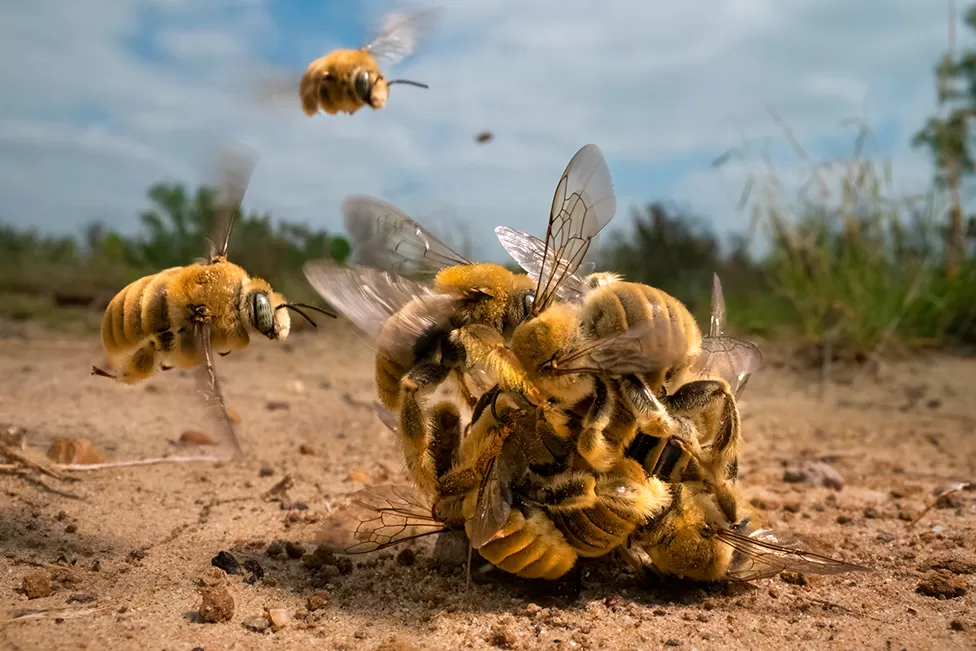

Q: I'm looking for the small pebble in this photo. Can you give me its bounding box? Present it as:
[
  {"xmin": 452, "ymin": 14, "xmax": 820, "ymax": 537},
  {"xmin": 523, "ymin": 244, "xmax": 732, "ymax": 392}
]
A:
[
  {"xmin": 284, "ymin": 542, "xmax": 306, "ymax": 560},
  {"xmin": 347, "ymin": 469, "xmax": 369, "ymax": 483},
  {"xmin": 306, "ymin": 591, "xmax": 329, "ymax": 611},
  {"xmin": 298, "ymin": 444, "xmax": 315, "ymax": 455},
  {"xmin": 265, "ymin": 541, "xmax": 284, "ymax": 558},
  {"xmin": 179, "ymin": 430, "xmax": 217, "ymax": 446},
  {"xmin": 916, "ymin": 573, "xmax": 967, "ymax": 599},
  {"xmin": 259, "ymin": 466, "xmax": 274, "ymax": 477},
  {"xmin": 266, "ymin": 608, "xmax": 291, "ymax": 630},
  {"xmin": 242, "ymin": 615, "xmax": 270, "ymax": 632},
  {"xmin": 198, "ymin": 586, "xmax": 234, "ymax": 623},
  {"xmin": 22, "ymin": 571, "xmax": 53, "ymax": 599},
  {"xmin": 396, "ymin": 549, "xmax": 416, "ymax": 566},
  {"xmin": 266, "ymin": 401, "xmax": 290, "ymax": 412},
  {"xmin": 211, "ymin": 551, "xmax": 241, "ymax": 576}
]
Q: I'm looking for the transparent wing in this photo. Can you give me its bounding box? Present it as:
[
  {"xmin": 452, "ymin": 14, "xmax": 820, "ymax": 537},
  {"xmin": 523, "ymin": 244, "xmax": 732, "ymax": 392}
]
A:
[
  {"xmin": 494, "ymin": 226, "xmax": 593, "ymax": 303},
  {"xmin": 554, "ymin": 319, "xmax": 690, "ymax": 377},
  {"xmin": 316, "ymin": 485, "xmax": 450, "ymax": 554},
  {"xmin": 468, "ymin": 456, "xmax": 512, "ymax": 550},
  {"xmin": 207, "ymin": 144, "xmax": 258, "ymax": 262},
  {"xmin": 362, "ymin": 7, "xmax": 443, "ymax": 64},
  {"xmin": 709, "ymin": 273, "xmax": 727, "ymax": 338},
  {"xmin": 374, "ymin": 402, "xmax": 399, "ymax": 434},
  {"xmin": 720, "ymin": 528, "xmax": 872, "ymax": 582},
  {"xmin": 194, "ymin": 321, "xmax": 243, "ymax": 458},
  {"xmin": 693, "ymin": 337, "xmax": 764, "ymax": 398},
  {"xmin": 533, "ymin": 144, "xmax": 616, "ymax": 312},
  {"xmin": 342, "ymin": 195, "xmax": 471, "ymax": 280},
  {"xmin": 302, "ymin": 260, "xmax": 460, "ymax": 365}
]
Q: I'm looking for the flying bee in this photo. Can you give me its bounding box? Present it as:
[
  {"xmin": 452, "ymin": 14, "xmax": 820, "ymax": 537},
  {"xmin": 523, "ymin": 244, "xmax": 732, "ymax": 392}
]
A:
[
  {"xmin": 92, "ymin": 145, "xmax": 335, "ymax": 456},
  {"xmin": 621, "ymin": 480, "xmax": 872, "ymax": 583},
  {"xmin": 303, "ymin": 144, "xmax": 617, "ymax": 495},
  {"xmin": 297, "ymin": 8, "xmax": 440, "ymax": 116}
]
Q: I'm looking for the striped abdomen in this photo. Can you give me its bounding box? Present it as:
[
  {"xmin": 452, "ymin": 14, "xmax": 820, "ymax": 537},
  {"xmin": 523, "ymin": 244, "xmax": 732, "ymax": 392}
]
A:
[
  {"xmin": 101, "ymin": 267, "xmax": 182, "ymax": 357},
  {"xmin": 466, "ymin": 504, "xmax": 579, "ymax": 580},
  {"xmin": 581, "ymin": 281, "xmax": 702, "ymax": 395}
]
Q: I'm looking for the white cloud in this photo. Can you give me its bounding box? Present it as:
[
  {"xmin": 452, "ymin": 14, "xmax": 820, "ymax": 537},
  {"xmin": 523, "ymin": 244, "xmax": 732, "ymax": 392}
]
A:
[{"xmin": 0, "ymin": 0, "xmax": 956, "ymax": 264}]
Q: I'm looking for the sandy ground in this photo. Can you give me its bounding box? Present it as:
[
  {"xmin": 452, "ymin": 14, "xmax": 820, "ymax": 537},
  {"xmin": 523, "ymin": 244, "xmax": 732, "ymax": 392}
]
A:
[{"xmin": 1, "ymin": 320, "xmax": 975, "ymax": 651}]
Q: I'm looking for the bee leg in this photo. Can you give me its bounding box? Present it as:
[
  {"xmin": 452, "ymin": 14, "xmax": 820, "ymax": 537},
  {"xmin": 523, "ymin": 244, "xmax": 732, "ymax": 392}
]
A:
[
  {"xmin": 429, "ymin": 401, "xmax": 463, "ymax": 481},
  {"xmin": 110, "ymin": 344, "xmax": 158, "ymax": 385},
  {"xmin": 91, "ymin": 366, "xmax": 116, "ymax": 379},
  {"xmin": 438, "ymin": 393, "xmax": 523, "ymax": 497},
  {"xmin": 398, "ymin": 362, "xmax": 453, "ymax": 494},
  {"xmin": 451, "ymin": 324, "xmax": 541, "ymax": 402},
  {"xmin": 617, "ymin": 541, "xmax": 666, "ymax": 586},
  {"xmin": 218, "ymin": 351, "xmax": 231, "ymax": 358},
  {"xmin": 453, "ymin": 367, "xmax": 478, "ymax": 409},
  {"xmin": 576, "ymin": 379, "xmax": 622, "ymax": 473},
  {"xmin": 664, "ymin": 380, "xmax": 741, "ymax": 481}
]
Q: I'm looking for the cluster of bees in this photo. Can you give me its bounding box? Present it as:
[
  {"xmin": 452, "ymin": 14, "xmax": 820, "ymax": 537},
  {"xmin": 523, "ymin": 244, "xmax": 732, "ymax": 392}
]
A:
[{"xmin": 87, "ymin": 8, "xmax": 872, "ymax": 587}]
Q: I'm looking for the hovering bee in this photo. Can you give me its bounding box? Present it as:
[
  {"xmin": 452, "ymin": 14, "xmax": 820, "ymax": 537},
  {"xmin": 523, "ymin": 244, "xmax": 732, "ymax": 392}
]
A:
[
  {"xmin": 298, "ymin": 8, "xmax": 440, "ymax": 116},
  {"xmin": 303, "ymin": 144, "xmax": 617, "ymax": 495},
  {"xmin": 92, "ymin": 146, "xmax": 335, "ymax": 456}
]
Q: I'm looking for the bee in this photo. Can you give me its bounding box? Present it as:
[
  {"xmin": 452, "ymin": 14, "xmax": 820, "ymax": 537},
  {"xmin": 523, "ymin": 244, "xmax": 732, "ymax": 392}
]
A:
[
  {"xmin": 302, "ymin": 144, "xmax": 617, "ymax": 495},
  {"xmin": 499, "ymin": 216, "xmax": 764, "ymax": 480},
  {"xmin": 622, "ymin": 479, "xmax": 873, "ymax": 583},
  {"xmin": 298, "ymin": 8, "xmax": 440, "ymax": 116},
  {"xmin": 319, "ymin": 382, "xmax": 672, "ymax": 583},
  {"xmin": 91, "ymin": 146, "xmax": 335, "ymax": 456}
]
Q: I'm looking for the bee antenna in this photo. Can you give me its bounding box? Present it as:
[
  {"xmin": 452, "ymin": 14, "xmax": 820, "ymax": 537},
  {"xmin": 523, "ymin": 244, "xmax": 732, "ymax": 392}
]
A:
[
  {"xmin": 276, "ymin": 303, "xmax": 337, "ymax": 327},
  {"xmin": 387, "ymin": 79, "xmax": 429, "ymax": 89}
]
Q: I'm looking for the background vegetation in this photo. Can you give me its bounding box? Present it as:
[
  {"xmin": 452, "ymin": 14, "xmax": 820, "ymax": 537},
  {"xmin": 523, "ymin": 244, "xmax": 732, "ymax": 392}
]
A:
[{"xmin": 2, "ymin": 10, "xmax": 976, "ymax": 356}]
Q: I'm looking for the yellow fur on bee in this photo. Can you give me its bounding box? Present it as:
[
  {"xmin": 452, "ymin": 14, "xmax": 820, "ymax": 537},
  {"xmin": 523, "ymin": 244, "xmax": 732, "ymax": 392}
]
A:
[
  {"xmin": 98, "ymin": 261, "xmax": 290, "ymax": 382},
  {"xmin": 468, "ymin": 507, "xmax": 579, "ymax": 580},
  {"xmin": 434, "ymin": 264, "xmax": 534, "ymax": 322},
  {"xmin": 641, "ymin": 483, "xmax": 735, "ymax": 582},
  {"xmin": 299, "ymin": 49, "xmax": 386, "ymax": 116}
]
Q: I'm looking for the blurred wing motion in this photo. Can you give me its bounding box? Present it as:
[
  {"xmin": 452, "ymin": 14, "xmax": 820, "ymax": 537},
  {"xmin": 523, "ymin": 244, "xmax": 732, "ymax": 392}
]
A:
[
  {"xmin": 205, "ymin": 144, "xmax": 258, "ymax": 262},
  {"xmin": 532, "ymin": 144, "xmax": 616, "ymax": 312},
  {"xmin": 708, "ymin": 272, "xmax": 726, "ymax": 338},
  {"xmin": 495, "ymin": 226, "xmax": 595, "ymax": 303},
  {"xmin": 553, "ymin": 320, "xmax": 688, "ymax": 377},
  {"xmin": 193, "ymin": 321, "xmax": 243, "ymax": 458},
  {"xmin": 302, "ymin": 260, "xmax": 459, "ymax": 363},
  {"xmin": 720, "ymin": 528, "xmax": 872, "ymax": 582},
  {"xmin": 341, "ymin": 195, "xmax": 471, "ymax": 280},
  {"xmin": 363, "ymin": 7, "xmax": 443, "ymax": 63},
  {"xmin": 692, "ymin": 274, "xmax": 763, "ymax": 397},
  {"xmin": 316, "ymin": 485, "xmax": 450, "ymax": 554}
]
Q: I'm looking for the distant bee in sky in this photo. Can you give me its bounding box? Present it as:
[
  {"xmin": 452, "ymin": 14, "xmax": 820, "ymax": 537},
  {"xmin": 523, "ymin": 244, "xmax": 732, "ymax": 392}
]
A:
[
  {"xmin": 299, "ymin": 7, "xmax": 441, "ymax": 116},
  {"xmin": 475, "ymin": 130, "xmax": 494, "ymax": 144}
]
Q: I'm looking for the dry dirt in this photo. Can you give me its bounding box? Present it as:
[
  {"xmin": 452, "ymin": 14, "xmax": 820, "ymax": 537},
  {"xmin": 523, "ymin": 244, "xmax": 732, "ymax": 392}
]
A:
[{"xmin": 1, "ymin": 321, "xmax": 975, "ymax": 651}]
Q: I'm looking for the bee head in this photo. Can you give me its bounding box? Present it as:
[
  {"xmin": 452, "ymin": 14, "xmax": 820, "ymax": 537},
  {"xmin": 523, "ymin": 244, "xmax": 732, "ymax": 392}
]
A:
[
  {"xmin": 248, "ymin": 289, "xmax": 291, "ymax": 340},
  {"xmin": 641, "ymin": 483, "xmax": 736, "ymax": 583},
  {"xmin": 243, "ymin": 278, "xmax": 336, "ymax": 340},
  {"xmin": 356, "ymin": 69, "xmax": 389, "ymax": 109},
  {"xmin": 510, "ymin": 303, "xmax": 587, "ymax": 404}
]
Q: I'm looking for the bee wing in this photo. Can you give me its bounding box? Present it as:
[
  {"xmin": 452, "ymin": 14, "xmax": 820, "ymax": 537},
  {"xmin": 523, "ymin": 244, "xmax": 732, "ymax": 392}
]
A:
[
  {"xmin": 362, "ymin": 7, "xmax": 443, "ymax": 64},
  {"xmin": 718, "ymin": 528, "xmax": 872, "ymax": 582},
  {"xmin": 316, "ymin": 484, "xmax": 450, "ymax": 554},
  {"xmin": 302, "ymin": 260, "xmax": 460, "ymax": 364},
  {"xmin": 709, "ymin": 273, "xmax": 727, "ymax": 338},
  {"xmin": 468, "ymin": 456, "xmax": 513, "ymax": 550},
  {"xmin": 193, "ymin": 321, "xmax": 243, "ymax": 458},
  {"xmin": 554, "ymin": 319, "xmax": 689, "ymax": 377},
  {"xmin": 494, "ymin": 226, "xmax": 593, "ymax": 303},
  {"xmin": 374, "ymin": 402, "xmax": 399, "ymax": 434},
  {"xmin": 533, "ymin": 144, "xmax": 616, "ymax": 312},
  {"xmin": 342, "ymin": 194, "xmax": 471, "ymax": 280},
  {"xmin": 206, "ymin": 144, "xmax": 258, "ymax": 262},
  {"xmin": 693, "ymin": 336, "xmax": 764, "ymax": 398}
]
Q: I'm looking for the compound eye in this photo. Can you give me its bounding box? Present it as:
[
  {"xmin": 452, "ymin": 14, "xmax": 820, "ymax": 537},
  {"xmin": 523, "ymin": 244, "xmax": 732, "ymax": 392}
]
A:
[
  {"xmin": 253, "ymin": 293, "xmax": 274, "ymax": 336},
  {"xmin": 354, "ymin": 70, "xmax": 371, "ymax": 102}
]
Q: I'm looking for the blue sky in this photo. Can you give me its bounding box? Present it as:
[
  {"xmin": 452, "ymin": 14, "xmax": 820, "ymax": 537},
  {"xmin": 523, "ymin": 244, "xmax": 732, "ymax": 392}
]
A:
[{"xmin": 0, "ymin": 0, "xmax": 964, "ymax": 262}]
